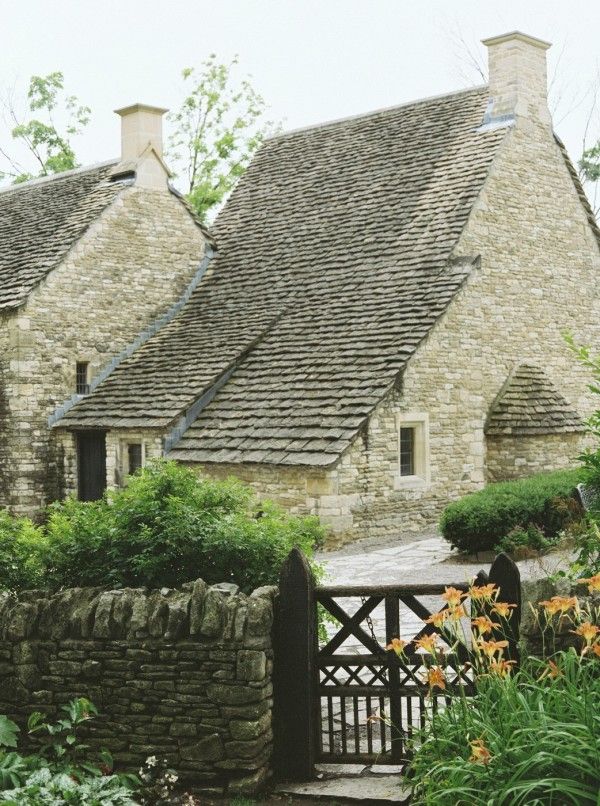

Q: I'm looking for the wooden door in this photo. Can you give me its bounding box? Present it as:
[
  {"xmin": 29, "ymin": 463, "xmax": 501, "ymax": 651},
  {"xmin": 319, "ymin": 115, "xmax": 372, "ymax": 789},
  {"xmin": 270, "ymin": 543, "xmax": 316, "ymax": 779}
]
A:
[{"xmin": 76, "ymin": 431, "xmax": 107, "ymax": 501}]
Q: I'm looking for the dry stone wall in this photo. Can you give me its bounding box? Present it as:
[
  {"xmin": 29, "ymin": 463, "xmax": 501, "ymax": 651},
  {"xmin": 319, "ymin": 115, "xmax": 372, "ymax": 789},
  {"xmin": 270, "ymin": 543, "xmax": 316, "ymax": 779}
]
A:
[{"xmin": 0, "ymin": 580, "xmax": 275, "ymax": 796}]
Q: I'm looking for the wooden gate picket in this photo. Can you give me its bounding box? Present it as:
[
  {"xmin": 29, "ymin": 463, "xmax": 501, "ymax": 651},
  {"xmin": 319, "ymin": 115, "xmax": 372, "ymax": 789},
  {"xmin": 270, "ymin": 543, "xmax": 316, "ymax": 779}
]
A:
[{"xmin": 274, "ymin": 549, "xmax": 521, "ymax": 780}]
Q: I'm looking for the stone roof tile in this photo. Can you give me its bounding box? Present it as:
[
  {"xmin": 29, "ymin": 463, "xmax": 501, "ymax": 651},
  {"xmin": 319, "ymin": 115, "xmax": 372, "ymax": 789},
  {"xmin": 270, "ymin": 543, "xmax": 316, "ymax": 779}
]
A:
[
  {"xmin": 485, "ymin": 363, "xmax": 585, "ymax": 437},
  {"xmin": 0, "ymin": 162, "xmax": 127, "ymax": 309},
  {"xmin": 59, "ymin": 87, "xmax": 509, "ymax": 465}
]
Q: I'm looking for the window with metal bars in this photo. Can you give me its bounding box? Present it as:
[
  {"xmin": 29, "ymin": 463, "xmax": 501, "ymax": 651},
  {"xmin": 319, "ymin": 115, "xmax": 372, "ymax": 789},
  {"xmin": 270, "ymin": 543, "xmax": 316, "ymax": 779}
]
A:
[
  {"xmin": 76, "ymin": 362, "xmax": 90, "ymax": 395},
  {"xmin": 399, "ymin": 427, "xmax": 415, "ymax": 476}
]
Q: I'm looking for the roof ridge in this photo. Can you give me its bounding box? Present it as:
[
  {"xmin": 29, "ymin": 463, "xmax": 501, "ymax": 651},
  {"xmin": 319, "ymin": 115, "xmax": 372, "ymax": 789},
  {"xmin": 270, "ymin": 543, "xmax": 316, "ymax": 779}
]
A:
[
  {"xmin": 267, "ymin": 84, "xmax": 488, "ymax": 141},
  {"xmin": 0, "ymin": 158, "xmax": 118, "ymax": 195}
]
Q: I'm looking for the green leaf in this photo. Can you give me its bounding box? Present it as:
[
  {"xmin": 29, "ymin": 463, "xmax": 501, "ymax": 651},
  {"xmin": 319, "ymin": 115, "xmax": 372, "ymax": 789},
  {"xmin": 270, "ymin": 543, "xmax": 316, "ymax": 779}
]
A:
[{"xmin": 0, "ymin": 717, "xmax": 19, "ymax": 749}]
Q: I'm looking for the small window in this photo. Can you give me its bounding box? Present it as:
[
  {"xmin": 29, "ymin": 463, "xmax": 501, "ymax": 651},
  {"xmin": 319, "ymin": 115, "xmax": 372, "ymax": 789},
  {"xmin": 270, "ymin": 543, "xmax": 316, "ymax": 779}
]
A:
[
  {"xmin": 128, "ymin": 443, "xmax": 144, "ymax": 475},
  {"xmin": 395, "ymin": 413, "xmax": 430, "ymax": 489},
  {"xmin": 400, "ymin": 427, "xmax": 415, "ymax": 476},
  {"xmin": 76, "ymin": 362, "xmax": 90, "ymax": 395}
]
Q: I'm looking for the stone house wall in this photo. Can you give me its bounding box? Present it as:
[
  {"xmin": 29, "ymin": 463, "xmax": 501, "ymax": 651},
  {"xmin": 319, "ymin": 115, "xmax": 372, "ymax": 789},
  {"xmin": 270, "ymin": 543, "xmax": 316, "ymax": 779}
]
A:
[
  {"xmin": 193, "ymin": 116, "xmax": 600, "ymax": 548},
  {"xmin": 0, "ymin": 185, "xmax": 206, "ymax": 516},
  {"xmin": 486, "ymin": 433, "xmax": 584, "ymax": 482},
  {"xmin": 323, "ymin": 117, "xmax": 600, "ymax": 545},
  {"xmin": 0, "ymin": 580, "xmax": 275, "ymax": 797},
  {"xmin": 58, "ymin": 428, "xmax": 166, "ymax": 498},
  {"xmin": 53, "ymin": 94, "xmax": 600, "ymax": 549}
]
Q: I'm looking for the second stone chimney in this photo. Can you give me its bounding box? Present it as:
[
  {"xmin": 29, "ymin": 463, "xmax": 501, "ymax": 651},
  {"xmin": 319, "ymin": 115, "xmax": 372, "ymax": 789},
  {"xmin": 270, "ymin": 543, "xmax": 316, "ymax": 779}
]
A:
[
  {"xmin": 114, "ymin": 103, "xmax": 170, "ymax": 189},
  {"xmin": 482, "ymin": 31, "xmax": 551, "ymax": 127}
]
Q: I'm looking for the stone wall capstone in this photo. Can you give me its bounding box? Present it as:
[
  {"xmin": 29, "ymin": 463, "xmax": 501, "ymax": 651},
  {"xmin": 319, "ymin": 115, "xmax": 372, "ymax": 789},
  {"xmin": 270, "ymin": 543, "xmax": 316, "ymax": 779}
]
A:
[{"xmin": 0, "ymin": 580, "xmax": 276, "ymax": 797}]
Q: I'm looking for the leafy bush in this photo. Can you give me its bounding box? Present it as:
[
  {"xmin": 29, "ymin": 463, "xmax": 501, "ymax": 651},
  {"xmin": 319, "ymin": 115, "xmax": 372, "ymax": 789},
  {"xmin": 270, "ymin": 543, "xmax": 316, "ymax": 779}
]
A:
[
  {"xmin": 0, "ymin": 698, "xmax": 137, "ymax": 805},
  {"xmin": 440, "ymin": 469, "xmax": 583, "ymax": 554},
  {"xmin": 495, "ymin": 522, "xmax": 552, "ymax": 557},
  {"xmin": 0, "ymin": 512, "xmax": 47, "ymax": 592},
  {"xmin": 43, "ymin": 460, "xmax": 324, "ymax": 592},
  {"xmin": 570, "ymin": 519, "xmax": 600, "ymax": 578},
  {"xmin": 409, "ymin": 650, "xmax": 600, "ymax": 806}
]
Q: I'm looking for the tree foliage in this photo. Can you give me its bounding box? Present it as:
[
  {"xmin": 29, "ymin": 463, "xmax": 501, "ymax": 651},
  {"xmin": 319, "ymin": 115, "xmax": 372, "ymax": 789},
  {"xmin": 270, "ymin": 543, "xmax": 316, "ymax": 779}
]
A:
[
  {"xmin": 167, "ymin": 54, "xmax": 276, "ymax": 221},
  {"xmin": 0, "ymin": 72, "xmax": 90, "ymax": 184}
]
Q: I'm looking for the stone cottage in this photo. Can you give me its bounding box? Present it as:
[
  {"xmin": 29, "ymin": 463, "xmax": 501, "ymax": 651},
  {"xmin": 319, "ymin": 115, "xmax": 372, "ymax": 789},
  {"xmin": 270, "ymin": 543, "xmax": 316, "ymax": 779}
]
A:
[
  {"xmin": 0, "ymin": 104, "xmax": 209, "ymax": 515},
  {"xmin": 54, "ymin": 32, "xmax": 600, "ymax": 546}
]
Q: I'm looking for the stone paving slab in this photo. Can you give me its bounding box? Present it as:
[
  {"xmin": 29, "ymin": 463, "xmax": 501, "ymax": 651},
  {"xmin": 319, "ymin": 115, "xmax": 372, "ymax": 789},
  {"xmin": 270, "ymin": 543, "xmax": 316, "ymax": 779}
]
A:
[
  {"xmin": 273, "ymin": 775, "xmax": 411, "ymax": 803},
  {"xmin": 317, "ymin": 530, "xmax": 572, "ymax": 588}
]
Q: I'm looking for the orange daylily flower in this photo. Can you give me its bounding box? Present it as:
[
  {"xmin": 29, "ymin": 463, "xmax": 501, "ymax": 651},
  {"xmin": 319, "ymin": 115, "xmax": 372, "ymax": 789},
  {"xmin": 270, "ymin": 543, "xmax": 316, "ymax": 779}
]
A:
[
  {"xmin": 442, "ymin": 587, "xmax": 466, "ymax": 608},
  {"xmin": 386, "ymin": 638, "xmax": 408, "ymax": 657},
  {"xmin": 425, "ymin": 610, "xmax": 449, "ymax": 628},
  {"xmin": 571, "ymin": 621, "xmax": 600, "ymax": 645},
  {"xmin": 492, "ymin": 602, "xmax": 517, "ymax": 619},
  {"xmin": 476, "ymin": 638, "xmax": 509, "ymax": 659},
  {"xmin": 448, "ymin": 604, "xmax": 467, "ymax": 621},
  {"xmin": 425, "ymin": 665, "xmax": 446, "ymax": 691},
  {"xmin": 577, "ymin": 574, "xmax": 600, "ymax": 594},
  {"xmin": 539, "ymin": 596, "xmax": 578, "ymax": 616},
  {"xmin": 469, "ymin": 737, "xmax": 492, "ymax": 765},
  {"xmin": 471, "ymin": 616, "xmax": 500, "ymax": 635},
  {"xmin": 415, "ymin": 634, "xmax": 439, "ymax": 654},
  {"xmin": 488, "ymin": 659, "xmax": 516, "ymax": 677},
  {"xmin": 468, "ymin": 583, "xmax": 498, "ymax": 602},
  {"xmin": 538, "ymin": 659, "xmax": 562, "ymax": 681}
]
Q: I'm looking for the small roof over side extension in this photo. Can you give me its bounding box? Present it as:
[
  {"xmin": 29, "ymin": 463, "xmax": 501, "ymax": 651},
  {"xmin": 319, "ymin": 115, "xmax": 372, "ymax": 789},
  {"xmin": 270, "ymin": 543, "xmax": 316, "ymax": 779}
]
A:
[{"xmin": 485, "ymin": 363, "xmax": 585, "ymax": 437}]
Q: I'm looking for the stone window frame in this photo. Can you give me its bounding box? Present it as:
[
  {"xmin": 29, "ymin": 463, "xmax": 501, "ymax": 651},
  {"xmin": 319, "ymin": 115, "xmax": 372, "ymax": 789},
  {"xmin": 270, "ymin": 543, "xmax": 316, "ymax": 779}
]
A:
[{"xmin": 394, "ymin": 412, "xmax": 430, "ymax": 489}]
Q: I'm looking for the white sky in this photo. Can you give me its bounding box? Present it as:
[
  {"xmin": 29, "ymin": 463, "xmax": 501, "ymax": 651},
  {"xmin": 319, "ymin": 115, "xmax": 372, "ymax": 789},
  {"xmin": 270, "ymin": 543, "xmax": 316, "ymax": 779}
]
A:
[{"xmin": 2, "ymin": 0, "xmax": 600, "ymax": 178}]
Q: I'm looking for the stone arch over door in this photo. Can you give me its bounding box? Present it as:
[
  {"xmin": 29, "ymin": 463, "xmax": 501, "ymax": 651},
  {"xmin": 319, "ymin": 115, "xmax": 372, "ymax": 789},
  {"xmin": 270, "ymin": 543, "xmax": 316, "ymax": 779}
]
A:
[{"xmin": 484, "ymin": 363, "xmax": 585, "ymax": 482}]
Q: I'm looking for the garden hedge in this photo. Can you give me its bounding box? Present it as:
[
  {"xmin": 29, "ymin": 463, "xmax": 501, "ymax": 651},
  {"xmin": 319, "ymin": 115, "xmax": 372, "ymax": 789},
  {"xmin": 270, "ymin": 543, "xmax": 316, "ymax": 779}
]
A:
[{"xmin": 440, "ymin": 468, "xmax": 583, "ymax": 554}]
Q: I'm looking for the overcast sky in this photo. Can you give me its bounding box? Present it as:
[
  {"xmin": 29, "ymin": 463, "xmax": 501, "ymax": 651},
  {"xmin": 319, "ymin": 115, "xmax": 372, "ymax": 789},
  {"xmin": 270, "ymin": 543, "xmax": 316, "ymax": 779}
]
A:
[{"xmin": 2, "ymin": 0, "xmax": 600, "ymax": 180}]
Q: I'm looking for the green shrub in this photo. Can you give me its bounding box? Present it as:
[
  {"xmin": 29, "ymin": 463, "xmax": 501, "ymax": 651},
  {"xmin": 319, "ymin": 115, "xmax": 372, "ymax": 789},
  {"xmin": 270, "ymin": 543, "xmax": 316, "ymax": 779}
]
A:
[
  {"xmin": 0, "ymin": 698, "xmax": 137, "ymax": 805},
  {"xmin": 439, "ymin": 469, "xmax": 583, "ymax": 554},
  {"xmin": 44, "ymin": 460, "xmax": 324, "ymax": 592},
  {"xmin": 495, "ymin": 522, "xmax": 552, "ymax": 556},
  {"xmin": 409, "ymin": 650, "xmax": 600, "ymax": 806},
  {"xmin": 0, "ymin": 512, "xmax": 47, "ymax": 592}
]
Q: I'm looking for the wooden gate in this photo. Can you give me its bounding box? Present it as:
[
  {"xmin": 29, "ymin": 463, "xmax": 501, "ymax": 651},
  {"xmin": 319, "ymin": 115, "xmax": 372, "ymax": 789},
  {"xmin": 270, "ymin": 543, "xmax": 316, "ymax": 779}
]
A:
[{"xmin": 274, "ymin": 548, "xmax": 520, "ymax": 780}]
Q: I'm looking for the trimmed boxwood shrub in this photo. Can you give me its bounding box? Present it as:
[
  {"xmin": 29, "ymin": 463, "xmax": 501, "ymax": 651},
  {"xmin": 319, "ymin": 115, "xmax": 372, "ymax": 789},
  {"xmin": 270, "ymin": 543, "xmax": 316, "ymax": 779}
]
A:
[{"xmin": 440, "ymin": 468, "xmax": 583, "ymax": 554}]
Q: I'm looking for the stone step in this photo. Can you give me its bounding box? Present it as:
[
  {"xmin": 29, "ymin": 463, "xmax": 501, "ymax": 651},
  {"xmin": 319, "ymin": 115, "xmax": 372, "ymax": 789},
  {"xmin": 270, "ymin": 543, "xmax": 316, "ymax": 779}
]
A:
[{"xmin": 273, "ymin": 774, "xmax": 411, "ymax": 803}]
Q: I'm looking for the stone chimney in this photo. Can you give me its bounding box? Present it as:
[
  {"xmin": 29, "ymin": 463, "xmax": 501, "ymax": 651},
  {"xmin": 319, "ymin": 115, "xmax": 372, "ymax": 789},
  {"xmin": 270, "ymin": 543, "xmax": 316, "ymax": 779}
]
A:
[
  {"xmin": 113, "ymin": 103, "xmax": 170, "ymax": 189},
  {"xmin": 481, "ymin": 31, "xmax": 551, "ymax": 127}
]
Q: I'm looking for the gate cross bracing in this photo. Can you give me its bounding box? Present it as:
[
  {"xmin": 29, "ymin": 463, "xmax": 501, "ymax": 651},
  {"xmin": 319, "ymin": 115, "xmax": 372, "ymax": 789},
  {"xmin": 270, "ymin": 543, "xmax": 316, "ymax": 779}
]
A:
[{"xmin": 274, "ymin": 548, "xmax": 520, "ymax": 781}]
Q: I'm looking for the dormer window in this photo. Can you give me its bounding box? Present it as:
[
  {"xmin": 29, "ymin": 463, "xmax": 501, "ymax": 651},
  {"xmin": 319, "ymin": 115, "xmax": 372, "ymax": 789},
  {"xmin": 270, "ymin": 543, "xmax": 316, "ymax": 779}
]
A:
[{"xmin": 76, "ymin": 362, "xmax": 90, "ymax": 395}]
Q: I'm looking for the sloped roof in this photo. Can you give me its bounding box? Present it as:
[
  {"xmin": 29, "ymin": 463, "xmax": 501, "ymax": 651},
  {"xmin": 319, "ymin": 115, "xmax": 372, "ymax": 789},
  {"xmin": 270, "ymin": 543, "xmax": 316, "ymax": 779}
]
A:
[
  {"xmin": 0, "ymin": 162, "xmax": 129, "ymax": 309},
  {"xmin": 58, "ymin": 86, "xmax": 509, "ymax": 465},
  {"xmin": 485, "ymin": 363, "xmax": 585, "ymax": 437}
]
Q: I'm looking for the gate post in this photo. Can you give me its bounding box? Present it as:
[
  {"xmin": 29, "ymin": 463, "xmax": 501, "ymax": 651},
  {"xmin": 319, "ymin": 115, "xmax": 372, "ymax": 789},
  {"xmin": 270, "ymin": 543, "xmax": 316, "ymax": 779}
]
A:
[
  {"xmin": 488, "ymin": 552, "xmax": 521, "ymax": 663},
  {"xmin": 273, "ymin": 548, "xmax": 318, "ymax": 780}
]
